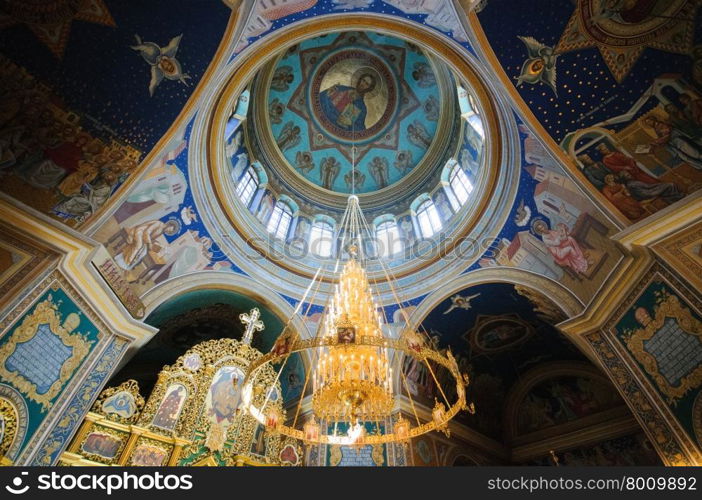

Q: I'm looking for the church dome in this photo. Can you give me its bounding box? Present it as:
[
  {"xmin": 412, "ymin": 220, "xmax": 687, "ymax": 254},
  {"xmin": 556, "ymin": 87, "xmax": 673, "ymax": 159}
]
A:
[
  {"xmin": 256, "ymin": 31, "xmax": 454, "ymax": 198},
  {"xmin": 193, "ymin": 20, "xmax": 518, "ymax": 300}
]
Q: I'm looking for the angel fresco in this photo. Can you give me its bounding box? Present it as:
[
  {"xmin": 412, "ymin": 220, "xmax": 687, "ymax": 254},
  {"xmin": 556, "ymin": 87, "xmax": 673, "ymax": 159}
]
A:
[
  {"xmin": 269, "ymin": 98, "xmax": 285, "ymax": 125},
  {"xmin": 411, "ymin": 62, "xmax": 436, "ymax": 88},
  {"xmin": 320, "ymin": 157, "xmax": 340, "ymax": 190},
  {"xmin": 294, "ymin": 151, "xmax": 314, "ymax": 174},
  {"xmin": 276, "ymin": 122, "xmax": 301, "ymax": 152},
  {"xmin": 516, "ymin": 36, "xmax": 558, "ymax": 96},
  {"xmin": 394, "ymin": 150, "xmax": 413, "ymax": 175},
  {"xmin": 407, "ymin": 121, "xmax": 431, "ymax": 149},
  {"xmin": 131, "ymin": 35, "xmax": 191, "ymax": 96},
  {"xmin": 271, "ymin": 65, "xmax": 294, "ymax": 92},
  {"xmin": 344, "ymin": 167, "xmax": 365, "ymax": 191},
  {"xmin": 423, "ymin": 95, "xmax": 439, "ymax": 121},
  {"xmin": 369, "ymin": 156, "xmax": 389, "ymax": 188},
  {"xmin": 443, "ymin": 293, "xmax": 481, "ymax": 315}
]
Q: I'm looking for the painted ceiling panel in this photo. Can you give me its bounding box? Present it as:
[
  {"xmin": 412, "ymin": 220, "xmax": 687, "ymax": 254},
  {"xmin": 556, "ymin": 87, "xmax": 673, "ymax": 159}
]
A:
[
  {"xmin": 266, "ymin": 31, "xmax": 441, "ymax": 194},
  {"xmin": 476, "ymin": 0, "xmax": 702, "ymax": 223}
]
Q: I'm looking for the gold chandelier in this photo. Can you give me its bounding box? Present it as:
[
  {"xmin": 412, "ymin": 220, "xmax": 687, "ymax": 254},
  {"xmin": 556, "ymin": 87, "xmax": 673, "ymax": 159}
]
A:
[
  {"xmin": 312, "ymin": 253, "xmax": 394, "ymax": 422},
  {"xmin": 242, "ymin": 196, "xmax": 473, "ymax": 446}
]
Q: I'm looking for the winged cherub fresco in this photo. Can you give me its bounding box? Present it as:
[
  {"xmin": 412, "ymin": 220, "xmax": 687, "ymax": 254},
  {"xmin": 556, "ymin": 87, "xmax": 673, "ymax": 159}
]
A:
[
  {"xmin": 516, "ymin": 36, "xmax": 558, "ymax": 96},
  {"xmin": 131, "ymin": 34, "xmax": 191, "ymax": 96}
]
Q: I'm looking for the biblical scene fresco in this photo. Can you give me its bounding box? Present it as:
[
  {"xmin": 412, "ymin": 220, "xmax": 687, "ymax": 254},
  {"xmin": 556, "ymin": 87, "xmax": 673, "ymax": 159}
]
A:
[
  {"xmin": 0, "ymin": 55, "xmax": 141, "ymax": 227},
  {"xmin": 515, "ymin": 375, "xmax": 620, "ymax": 434},
  {"xmin": 417, "ymin": 283, "xmax": 599, "ymax": 439},
  {"xmin": 92, "ymin": 123, "xmax": 236, "ymax": 297},
  {"xmin": 477, "ymin": 121, "xmax": 624, "ymax": 302},
  {"xmin": 0, "ymin": 0, "xmax": 230, "ymax": 225},
  {"xmin": 477, "ymin": 0, "xmax": 702, "ymax": 223},
  {"xmin": 612, "ymin": 268, "xmax": 702, "ymax": 447}
]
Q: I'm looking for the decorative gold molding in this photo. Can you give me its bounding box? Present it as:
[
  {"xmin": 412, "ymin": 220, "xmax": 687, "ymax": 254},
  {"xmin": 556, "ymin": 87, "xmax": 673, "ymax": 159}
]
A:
[
  {"xmin": 586, "ymin": 330, "xmax": 701, "ymax": 465},
  {"xmin": 615, "ymin": 279, "xmax": 702, "ymax": 404},
  {"xmin": 0, "ymin": 294, "xmax": 92, "ymax": 410}
]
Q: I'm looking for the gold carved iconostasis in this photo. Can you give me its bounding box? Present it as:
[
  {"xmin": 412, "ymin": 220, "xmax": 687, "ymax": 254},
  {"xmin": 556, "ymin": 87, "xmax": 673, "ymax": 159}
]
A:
[{"xmin": 61, "ymin": 338, "xmax": 300, "ymax": 467}]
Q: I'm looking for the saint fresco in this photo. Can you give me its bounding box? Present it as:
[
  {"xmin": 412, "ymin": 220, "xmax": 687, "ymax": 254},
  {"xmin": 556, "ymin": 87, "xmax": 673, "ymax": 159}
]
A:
[
  {"xmin": 205, "ymin": 366, "xmax": 244, "ymax": 425},
  {"xmin": 152, "ymin": 383, "xmax": 187, "ymax": 431},
  {"xmin": 313, "ymin": 51, "xmax": 393, "ymax": 139}
]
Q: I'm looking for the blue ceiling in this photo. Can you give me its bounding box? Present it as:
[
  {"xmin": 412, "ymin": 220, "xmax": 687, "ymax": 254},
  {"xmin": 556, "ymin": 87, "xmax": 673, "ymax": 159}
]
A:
[
  {"xmin": 0, "ymin": 0, "xmax": 230, "ymax": 154},
  {"xmin": 477, "ymin": 0, "xmax": 702, "ymax": 142},
  {"xmin": 266, "ymin": 31, "xmax": 441, "ymax": 194},
  {"xmin": 419, "ymin": 282, "xmax": 586, "ymax": 438}
]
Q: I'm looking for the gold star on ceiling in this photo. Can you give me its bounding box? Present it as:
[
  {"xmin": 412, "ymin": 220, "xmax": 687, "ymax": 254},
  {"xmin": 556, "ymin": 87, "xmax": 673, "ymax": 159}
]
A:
[
  {"xmin": 0, "ymin": 0, "xmax": 116, "ymax": 59},
  {"xmin": 554, "ymin": 0, "xmax": 700, "ymax": 83}
]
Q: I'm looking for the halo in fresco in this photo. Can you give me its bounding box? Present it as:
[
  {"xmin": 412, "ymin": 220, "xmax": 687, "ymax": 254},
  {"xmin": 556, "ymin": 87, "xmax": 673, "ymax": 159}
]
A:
[{"xmin": 310, "ymin": 48, "xmax": 397, "ymax": 141}]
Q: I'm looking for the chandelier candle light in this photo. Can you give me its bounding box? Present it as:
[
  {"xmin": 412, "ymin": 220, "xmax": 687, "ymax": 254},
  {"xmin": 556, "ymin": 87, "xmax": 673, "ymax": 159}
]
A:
[{"xmin": 240, "ymin": 195, "xmax": 474, "ymax": 447}]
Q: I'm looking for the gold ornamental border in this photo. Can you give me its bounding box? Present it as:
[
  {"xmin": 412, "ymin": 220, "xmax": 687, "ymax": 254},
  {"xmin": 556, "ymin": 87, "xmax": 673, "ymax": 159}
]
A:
[
  {"xmin": 242, "ymin": 336, "xmax": 468, "ymax": 445},
  {"xmin": 207, "ymin": 15, "xmax": 503, "ymax": 283},
  {"xmin": 623, "ymin": 293, "xmax": 702, "ymax": 404},
  {"xmin": 0, "ymin": 295, "xmax": 91, "ymax": 411}
]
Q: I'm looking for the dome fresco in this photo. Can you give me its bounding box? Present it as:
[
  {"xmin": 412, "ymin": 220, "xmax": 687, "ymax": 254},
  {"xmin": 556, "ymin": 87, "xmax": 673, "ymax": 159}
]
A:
[
  {"xmin": 214, "ymin": 26, "xmax": 494, "ymax": 285},
  {"xmin": 265, "ymin": 31, "xmax": 443, "ymax": 194}
]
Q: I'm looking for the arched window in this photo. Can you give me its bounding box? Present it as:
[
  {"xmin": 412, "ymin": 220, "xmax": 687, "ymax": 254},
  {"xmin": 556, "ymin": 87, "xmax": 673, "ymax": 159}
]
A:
[
  {"xmin": 236, "ymin": 166, "xmax": 258, "ymax": 207},
  {"xmin": 416, "ymin": 199, "xmax": 442, "ymax": 238},
  {"xmin": 375, "ymin": 220, "xmax": 402, "ymax": 257},
  {"xmin": 266, "ymin": 201, "xmax": 293, "ymax": 240},
  {"xmin": 449, "ymin": 162, "xmax": 473, "ymax": 209},
  {"xmin": 310, "ymin": 219, "xmax": 334, "ymax": 258}
]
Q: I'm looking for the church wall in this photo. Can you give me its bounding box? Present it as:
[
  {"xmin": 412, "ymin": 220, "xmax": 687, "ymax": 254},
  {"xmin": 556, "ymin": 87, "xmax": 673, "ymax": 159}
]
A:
[
  {"xmin": 606, "ymin": 263, "xmax": 702, "ymax": 452},
  {"xmin": 0, "ymin": 271, "xmax": 130, "ymax": 465}
]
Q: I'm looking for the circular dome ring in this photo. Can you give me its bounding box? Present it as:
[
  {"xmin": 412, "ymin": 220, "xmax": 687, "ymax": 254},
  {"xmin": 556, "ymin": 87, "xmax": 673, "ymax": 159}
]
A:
[{"xmin": 191, "ymin": 14, "xmax": 520, "ymax": 302}]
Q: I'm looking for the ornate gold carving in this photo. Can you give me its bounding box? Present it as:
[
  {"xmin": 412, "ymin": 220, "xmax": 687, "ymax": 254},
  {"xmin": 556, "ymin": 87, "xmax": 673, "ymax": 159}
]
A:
[
  {"xmin": 128, "ymin": 436, "xmax": 173, "ymax": 466},
  {"xmin": 653, "ymin": 222, "xmax": 702, "ymax": 304},
  {"xmin": 0, "ymin": 398, "xmax": 18, "ymax": 460},
  {"xmin": 329, "ymin": 445, "xmax": 342, "ymax": 466},
  {"xmin": 371, "ymin": 443, "xmax": 385, "ymax": 466},
  {"xmin": 0, "ymin": 294, "xmax": 92, "ymax": 410},
  {"xmin": 78, "ymin": 425, "xmax": 129, "ymax": 465},
  {"xmin": 586, "ymin": 330, "xmax": 696, "ymax": 466},
  {"xmin": 92, "ymin": 379, "xmax": 144, "ymax": 425},
  {"xmin": 619, "ymin": 290, "xmax": 702, "ymax": 403},
  {"xmin": 693, "ymin": 392, "xmax": 702, "ymax": 448}
]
